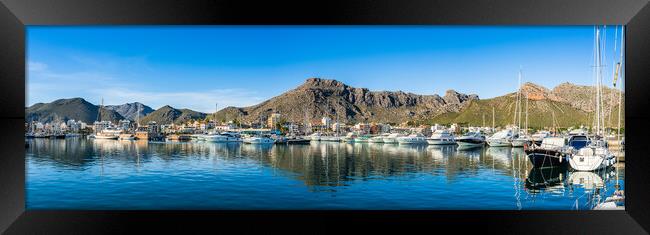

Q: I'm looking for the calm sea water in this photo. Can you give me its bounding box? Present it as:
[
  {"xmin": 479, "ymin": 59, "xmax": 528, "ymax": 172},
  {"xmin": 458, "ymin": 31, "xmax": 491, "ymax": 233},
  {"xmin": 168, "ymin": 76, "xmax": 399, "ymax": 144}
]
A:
[{"xmin": 26, "ymin": 138, "xmax": 624, "ymax": 210}]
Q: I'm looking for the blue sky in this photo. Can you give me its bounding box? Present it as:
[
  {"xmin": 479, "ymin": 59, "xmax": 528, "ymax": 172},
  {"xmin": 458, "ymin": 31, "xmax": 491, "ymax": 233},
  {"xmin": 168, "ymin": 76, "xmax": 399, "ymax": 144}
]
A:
[{"xmin": 27, "ymin": 26, "xmax": 624, "ymax": 113}]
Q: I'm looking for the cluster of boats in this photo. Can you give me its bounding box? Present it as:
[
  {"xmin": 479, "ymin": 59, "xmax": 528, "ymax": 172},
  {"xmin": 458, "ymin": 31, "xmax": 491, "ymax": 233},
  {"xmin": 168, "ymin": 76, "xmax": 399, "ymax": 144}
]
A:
[
  {"xmin": 307, "ymin": 130, "xmax": 486, "ymax": 148},
  {"xmin": 25, "ymin": 132, "xmax": 80, "ymax": 139}
]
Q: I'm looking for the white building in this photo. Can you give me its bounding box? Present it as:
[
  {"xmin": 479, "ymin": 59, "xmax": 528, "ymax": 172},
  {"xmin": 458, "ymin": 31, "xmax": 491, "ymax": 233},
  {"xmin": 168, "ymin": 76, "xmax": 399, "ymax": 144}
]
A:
[
  {"xmin": 215, "ymin": 123, "xmax": 237, "ymax": 131},
  {"xmin": 93, "ymin": 121, "xmax": 112, "ymax": 132},
  {"xmin": 119, "ymin": 120, "xmax": 131, "ymax": 130},
  {"xmin": 321, "ymin": 117, "xmax": 332, "ymax": 128}
]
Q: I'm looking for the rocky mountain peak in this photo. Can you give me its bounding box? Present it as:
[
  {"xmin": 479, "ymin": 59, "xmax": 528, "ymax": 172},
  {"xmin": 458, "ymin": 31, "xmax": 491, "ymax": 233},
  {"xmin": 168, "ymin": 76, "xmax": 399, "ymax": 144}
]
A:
[
  {"xmin": 521, "ymin": 82, "xmax": 552, "ymax": 101},
  {"xmin": 300, "ymin": 78, "xmax": 349, "ymax": 90},
  {"xmin": 443, "ymin": 90, "xmax": 479, "ymax": 105}
]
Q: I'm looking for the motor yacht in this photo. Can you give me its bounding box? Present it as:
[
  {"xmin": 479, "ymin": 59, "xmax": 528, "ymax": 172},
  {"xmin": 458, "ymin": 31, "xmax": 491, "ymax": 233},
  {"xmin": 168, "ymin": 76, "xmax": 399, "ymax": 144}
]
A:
[
  {"xmin": 426, "ymin": 130, "xmax": 456, "ymax": 145},
  {"xmin": 456, "ymin": 131, "xmax": 485, "ymax": 149},
  {"xmin": 486, "ymin": 129, "xmax": 514, "ymax": 147},
  {"xmin": 397, "ymin": 133, "xmax": 427, "ymax": 144}
]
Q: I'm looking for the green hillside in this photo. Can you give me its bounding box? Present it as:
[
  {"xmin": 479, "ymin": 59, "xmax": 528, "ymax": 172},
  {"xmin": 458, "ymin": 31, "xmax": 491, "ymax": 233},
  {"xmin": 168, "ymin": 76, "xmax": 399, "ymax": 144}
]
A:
[{"xmin": 428, "ymin": 95, "xmax": 624, "ymax": 130}]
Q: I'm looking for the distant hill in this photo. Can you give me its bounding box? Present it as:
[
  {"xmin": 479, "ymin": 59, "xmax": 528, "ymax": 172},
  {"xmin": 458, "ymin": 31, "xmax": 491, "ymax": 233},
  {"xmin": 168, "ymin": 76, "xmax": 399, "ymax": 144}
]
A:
[
  {"xmin": 105, "ymin": 102, "xmax": 154, "ymax": 121},
  {"xmin": 139, "ymin": 105, "xmax": 207, "ymax": 125},
  {"xmin": 212, "ymin": 78, "xmax": 479, "ymax": 124},
  {"xmin": 26, "ymin": 98, "xmax": 125, "ymax": 123},
  {"xmin": 429, "ymin": 82, "xmax": 624, "ymax": 129}
]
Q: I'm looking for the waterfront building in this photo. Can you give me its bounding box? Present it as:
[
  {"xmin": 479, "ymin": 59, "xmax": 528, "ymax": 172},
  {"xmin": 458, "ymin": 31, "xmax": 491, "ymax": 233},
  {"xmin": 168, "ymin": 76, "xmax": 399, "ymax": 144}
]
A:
[
  {"xmin": 147, "ymin": 121, "xmax": 159, "ymax": 134},
  {"xmin": 215, "ymin": 123, "xmax": 237, "ymax": 131},
  {"xmin": 93, "ymin": 121, "xmax": 112, "ymax": 133},
  {"xmin": 119, "ymin": 120, "xmax": 131, "ymax": 130},
  {"xmin": 321, "ymin": 117, "xmax": 332, "ymax": 128},
  {"xmin": 450, "ymin": 123, "xmax": 460, "ymax": 133},
  {"xmin": 268, "ymin": 113, "xmax": 282, "ymax": 129},
  {"xmin": 354, "ymin": 123, "xmax": 370, "ymax": 134},
  {"xmin": 331, "ymin": 122, "xmax": 345, "ymax": 132},
  {"xmin": 431, "ymin": 124, "xmax": 445, "ymax": 132}
]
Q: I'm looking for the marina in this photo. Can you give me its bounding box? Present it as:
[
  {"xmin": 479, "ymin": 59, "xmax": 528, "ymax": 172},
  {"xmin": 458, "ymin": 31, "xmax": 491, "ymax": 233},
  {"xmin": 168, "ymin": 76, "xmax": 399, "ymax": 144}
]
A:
[
  {"xmin": 25, "ymin": 26, "xmax": 627, "ymax": 211},
  {"xmin": 26, "ymin": 138, "xmax": 624, "ymax": 210}
]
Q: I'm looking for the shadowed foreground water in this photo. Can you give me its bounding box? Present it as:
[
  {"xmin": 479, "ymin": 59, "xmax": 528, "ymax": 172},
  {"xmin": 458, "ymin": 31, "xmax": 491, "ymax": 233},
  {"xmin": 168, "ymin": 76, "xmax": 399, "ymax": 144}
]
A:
[{"xmin": 26, "ymin": 138, "xmax": 624, "ymax": 210}]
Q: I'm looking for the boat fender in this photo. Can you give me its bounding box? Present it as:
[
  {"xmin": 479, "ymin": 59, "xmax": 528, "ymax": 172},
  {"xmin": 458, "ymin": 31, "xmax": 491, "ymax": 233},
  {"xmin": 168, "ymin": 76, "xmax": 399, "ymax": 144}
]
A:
[{"xmin": 523, "ymin": 142, "xmax": 528, "ymax": 150}]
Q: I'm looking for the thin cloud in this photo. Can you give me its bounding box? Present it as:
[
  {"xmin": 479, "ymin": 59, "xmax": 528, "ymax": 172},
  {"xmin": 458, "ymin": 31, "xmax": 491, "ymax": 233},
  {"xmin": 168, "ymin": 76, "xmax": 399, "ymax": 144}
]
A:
[{"xmin": 28, "ymin": 61, "xmax": 48, "ymax": 72}]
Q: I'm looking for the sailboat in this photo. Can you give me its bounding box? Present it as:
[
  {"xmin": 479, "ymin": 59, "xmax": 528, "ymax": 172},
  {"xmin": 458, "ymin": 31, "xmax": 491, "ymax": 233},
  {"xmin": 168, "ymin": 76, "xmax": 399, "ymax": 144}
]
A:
[
  {"xmin": 569, "ymin": 26, "xmax": 616, "ymax": 172},
  {"xmin": 512, "ymin": 69, "xmax": 531, "ymax": 147},
  {"xmin": 95, "ymin": 98, "xmax": 120, "ymax": 140}
]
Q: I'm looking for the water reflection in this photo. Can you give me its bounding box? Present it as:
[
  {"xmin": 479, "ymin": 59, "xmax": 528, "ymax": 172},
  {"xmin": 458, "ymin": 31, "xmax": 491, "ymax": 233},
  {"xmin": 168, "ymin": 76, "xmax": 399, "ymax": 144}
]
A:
[{"xmin": 26, "ymin": 138, "xmax": 624, "ymax": 210}]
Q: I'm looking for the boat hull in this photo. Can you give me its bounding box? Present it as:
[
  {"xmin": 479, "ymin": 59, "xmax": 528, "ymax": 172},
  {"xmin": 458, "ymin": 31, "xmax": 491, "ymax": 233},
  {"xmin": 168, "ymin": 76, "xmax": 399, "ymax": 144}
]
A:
[
  {"xmin": 243, "ymin": 138, "xmax": 275, "ymax": 144},
  {"xmin": 456, "ymin": 139, "xmax": 485, "ymax": 148},
  {"xmin": 287, "ymin": 139, "xmax": 311, "ymax": 144},
  {"xmin": 426, "ymin": 139, "xmax": 456, "ymax": 145},
  {"xmin": 487, "ymin": 140, "xmax": 511, "ymax": 147},
  {"xmin": 95, "ymin": 135, "xmax": 118, "ymax": 140},
  {"xmin": 511, "ymin": 139, "xmax": 530, "ymax": 147},
  {"xmin": 525, "ymin": 149, "xmax": 569, "ymax": 168},
  {"xmin": 569, "ymin": 152, "xmax": 615, "ymax": 171},
  {"xmin": 397, "ymin": 139, "xmax": 426, "ymax": 145}
]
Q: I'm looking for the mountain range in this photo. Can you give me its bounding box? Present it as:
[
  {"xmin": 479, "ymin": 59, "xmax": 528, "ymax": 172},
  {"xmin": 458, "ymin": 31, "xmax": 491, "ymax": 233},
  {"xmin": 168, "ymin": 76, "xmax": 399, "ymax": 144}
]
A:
[
  {"xmin": 104, "ymin": 102, "xmax": 154, "ymax": 121},
  {"xmin": 25, "ymin": 78, "xmax": 624, "ymax": 129},
  {"xmin": 26, "ymin": 98, "xmax": 125, "ymax": 124}
]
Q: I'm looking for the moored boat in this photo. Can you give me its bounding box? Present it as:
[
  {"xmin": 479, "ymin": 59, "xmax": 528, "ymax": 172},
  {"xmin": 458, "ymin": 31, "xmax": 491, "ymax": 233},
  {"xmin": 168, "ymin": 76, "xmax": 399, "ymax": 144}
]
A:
[
  {"xmin": 118, "ymin": 133, "xmax": 135, "ymax": 140},
  {"xmin": 341, "ymin": 132, "xmax": 358, "ymax": 143},
  {"xmin": 511, "ymin": 135, "xmax": 531, "ymax": 147},
  {"xmin": 525, "ymin": 137, "xmax": 571, "ymax": 168},
  {"xmin": 531, "ymin": 131, "xmax": 551, "ymax": 145},
  {"xmin": 369, "ymin": 134, "xmax": 388, "ymax": 143},
  {"xmin": 397, "ymin": 133, "xmax": 427, "ymax": 144},
  {"xmin": 243, "ymin": 135, "xmax": 275, "ymax": 144},
  {"xmin": 95, "ymin": 129, "xmax": 121, "ymax": 140},
  {"xmin": 426, "ymin": 130, "xmax": 456, "ymax": 145},
  {"xmin": 486, "ymin": 129, "xmax": 513, "ymax": 147},
  {"xmin": 569, "ymin": 140, "xmax": 615, "ymax": 171},
  {"xmin": 456, "ymin": 131, "xmax": 485, "ymax": 149},
  {"xmin": 309, "ymin": 132, "xmax": 322, "ymax": 141},
  {"xmin": 382, "ymin": 133, "xmax": 402, "ymax": 144}
]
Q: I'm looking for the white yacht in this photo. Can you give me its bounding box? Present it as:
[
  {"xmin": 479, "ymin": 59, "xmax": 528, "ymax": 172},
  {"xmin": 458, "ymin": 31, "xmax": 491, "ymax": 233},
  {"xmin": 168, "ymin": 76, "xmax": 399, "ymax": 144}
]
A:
[
  {"xmin": 309, "ymin": 132, "xmax": 322, "ymax": 141},
  {"xmin": 325, "ymin": 135, "xmax": 341, "ymax": 142},
  {"xmin": 456, "ymin": 132, "xmax": 485, "ymax": 148},
  {"xmin": 243, "ymin": 135, "xmax": 275, "ymax": 144},
  {"xmin": 426, "ymin": 130, "xmax": 456, "ymax": 145},
  {"xmin": 486, "ymin": 129, "xmax": 513, "ymax": 147},
  {"xmin": 397, "ymin": 133, "xmax": 427, "ymax": 144},
  {"xmin": 118, "ymin": 133, "xmax": 135, "ymax": 140},
  {"xmin": 205, "ymin": 132, "xmax": 242, "ymax": 142},
  {"xmin": 95, "ymin": 128, "xmax": 121, "ymax": 140},
  {"xmin": 569, "ymin": 140, "xmax": 615, "ymax": 171},
  {"xmin": 369, "ymin": 134, "xmax": 388, "ymax": 143},
  {"xmin": 531, "ymin": 131, "xmax": 551, "ymax": 145},
  {"xmin": 382, "ymin": 133, "xmax": 402, "ymax": 144},
  {"xmin": 341, "ymin": 132, "xmax": 358, "ymax": 143},
  {"xmin": 511, "ymin": 134, "xmax": 531, "ymax": 147}
]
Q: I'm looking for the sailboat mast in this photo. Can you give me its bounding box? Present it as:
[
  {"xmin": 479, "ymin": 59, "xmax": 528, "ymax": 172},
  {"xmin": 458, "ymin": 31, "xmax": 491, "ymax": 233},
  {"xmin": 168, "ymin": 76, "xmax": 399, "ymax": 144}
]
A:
[
  {"xmin": 99, "ymin": 97, "xmax": 104, "ymax": 122},
  {"xmin": 136, "ymin": 103, "xmax": 140, "ymax": 129},
  {"xmin": 492, "ymin": 106, "xmax": 495, "ymax": 130},
  {"xmin": 617, "ymin": 26, "xmax": 624, "ymax": 142},
  {"xmin": 517, "ymin": 68, "xmax": 522, "ymax": 130},
  {"xmin": 513, "ymin": 71, "xmax": 520, "ymax": 127},
  {"xmin": 595, "ymin": 26, "xmax": 603, "ymax": 136},
  {"xmin": 525, "ymin": 93, "xmax": 529, "ymax": 135}
]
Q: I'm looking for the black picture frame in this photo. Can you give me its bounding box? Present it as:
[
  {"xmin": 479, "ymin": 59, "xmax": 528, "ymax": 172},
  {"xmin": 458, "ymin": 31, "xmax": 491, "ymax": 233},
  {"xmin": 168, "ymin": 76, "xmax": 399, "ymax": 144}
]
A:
[{"xmin": 1, "ymin": 0, "xmax": 649, "ymax": 233}]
